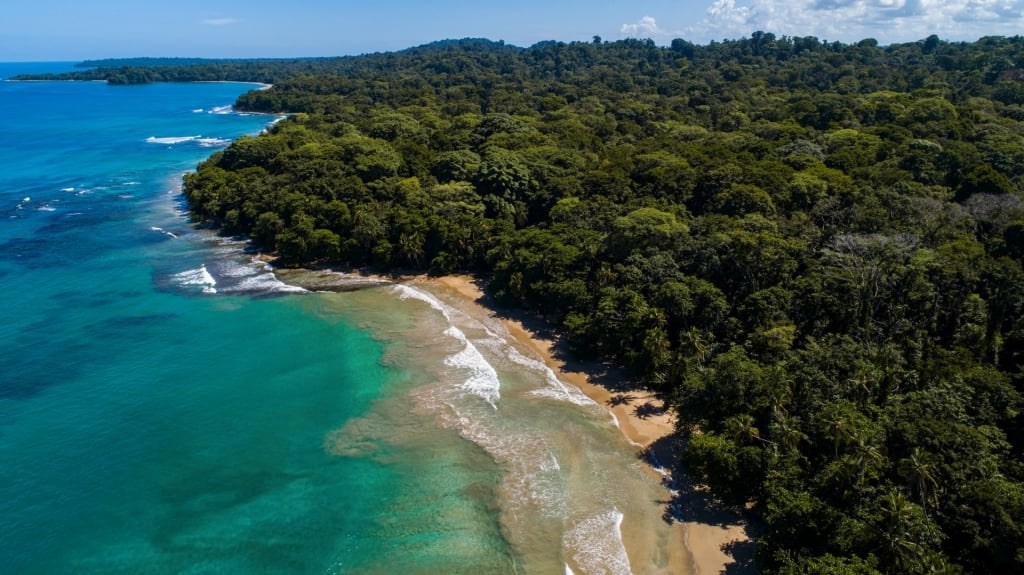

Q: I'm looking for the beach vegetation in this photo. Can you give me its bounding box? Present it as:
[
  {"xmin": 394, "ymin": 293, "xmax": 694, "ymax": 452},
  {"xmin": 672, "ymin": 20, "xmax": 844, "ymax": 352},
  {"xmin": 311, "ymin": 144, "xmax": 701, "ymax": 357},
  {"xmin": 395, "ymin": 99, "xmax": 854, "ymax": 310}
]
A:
[{"xmin": 54, "ymin": 34, "xmax": 1024, "ymax": 574}]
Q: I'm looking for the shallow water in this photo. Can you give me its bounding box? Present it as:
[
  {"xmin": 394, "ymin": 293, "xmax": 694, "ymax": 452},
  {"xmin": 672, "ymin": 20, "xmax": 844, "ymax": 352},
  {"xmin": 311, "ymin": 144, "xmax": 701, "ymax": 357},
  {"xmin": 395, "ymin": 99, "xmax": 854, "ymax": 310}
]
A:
[{"xmin": 0, "ymin": 64, "xmax": 688, "ymax": 574}]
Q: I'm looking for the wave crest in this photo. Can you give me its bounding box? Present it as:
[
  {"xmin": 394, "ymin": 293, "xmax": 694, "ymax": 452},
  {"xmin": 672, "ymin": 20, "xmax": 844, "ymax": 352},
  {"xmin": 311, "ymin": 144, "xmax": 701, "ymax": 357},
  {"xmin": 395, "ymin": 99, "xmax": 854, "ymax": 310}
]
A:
[
  {"xmin": 170, "ymin": 265, "xmax": 217, "ymax": 294},
  {"xmin": 564, "ymin": 509, "xmax": 632, "ymax": 575}
]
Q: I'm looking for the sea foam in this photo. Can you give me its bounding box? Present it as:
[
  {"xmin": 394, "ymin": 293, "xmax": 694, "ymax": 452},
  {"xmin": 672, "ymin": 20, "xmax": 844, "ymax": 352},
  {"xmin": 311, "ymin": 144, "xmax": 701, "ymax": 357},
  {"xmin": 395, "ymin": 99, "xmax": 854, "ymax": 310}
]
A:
[
  {"xmin": 150, "ymin": 226, "xmax": 177, "ymax": 238},
  {"xmin": 146, "ymin": 135, "xmax": 200, "ymax": 145},
  {"xmin": 170, "ymin": 265, "xmax": 217, "ymax": 294},
  {"xmin": 197, "ymin": 137, "xmax": 231, "ymax": 147},
  {"xmin": 564, "ymin": 509, "xmax": 633, "ymax": 575},
  {"xmin": 393, "ymin": 284, "xmax": 500, "ymax": 406},
  {"xmin": 221, "ymin": 272, "xmax": 308, "ymax": 295}
]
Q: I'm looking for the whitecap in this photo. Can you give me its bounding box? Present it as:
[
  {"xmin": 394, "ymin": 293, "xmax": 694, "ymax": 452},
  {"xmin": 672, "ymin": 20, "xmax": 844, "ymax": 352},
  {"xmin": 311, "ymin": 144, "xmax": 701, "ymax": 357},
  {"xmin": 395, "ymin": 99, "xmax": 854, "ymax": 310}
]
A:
[
  {"xmin": 150, "ymin": 226, "xmax": 177, "ymax": 238},
  {"xmin": 208, "ymin": 105, "xmax": 233, "ymax": 115},
  {"xmin": 60, "ymin": 187, "xmax": 75, "ymax": 192},
  {"xmin": 146, "ymin": 135, "xmax": 200, "ymax": 145},
  {"xmin": 197, "ymin": 137, "xmax": 231, "ymax": 148},
  {"xmin": 564, "ymin": 509, "xmax": 632, "ymax": 575},
  {"xmin": 192, "ymin": 108, "xmax": 204, "ymax": 113},
  {"xmin": 36, "ymin": 205, "xmax": 56, "ymax": 212},
  {"xmin": 170, "ymin": 265, "xmax": 217, "ymax": 294}
]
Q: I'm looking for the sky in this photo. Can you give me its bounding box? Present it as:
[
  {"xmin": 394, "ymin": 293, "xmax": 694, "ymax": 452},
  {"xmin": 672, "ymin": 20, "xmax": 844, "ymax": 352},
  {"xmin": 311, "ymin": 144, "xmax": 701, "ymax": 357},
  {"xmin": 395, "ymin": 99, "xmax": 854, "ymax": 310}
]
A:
[{"xmin": 3, "ymin": 0, "xmax": 1024, "ymax": 61}]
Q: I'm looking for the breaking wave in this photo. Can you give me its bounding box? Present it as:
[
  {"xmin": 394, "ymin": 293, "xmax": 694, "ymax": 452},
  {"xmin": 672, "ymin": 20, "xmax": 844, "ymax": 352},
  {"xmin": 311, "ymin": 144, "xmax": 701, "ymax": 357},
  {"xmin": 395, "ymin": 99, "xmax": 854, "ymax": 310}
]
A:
[
  {"xmin": 564, "ymin": 509, "xmax": 632, "ymax": 575},
  {"xmin": 146, "ymin": 135, "xmax": 200, "ymax": 145},
  {"xmin": 145, "ymin": 136, "xmax": 231, "ymax": 147},
  {"xmin": 170, "ymin": 265, "xmax": 217, "ymax": 294},
  {"xmin": 392, "ymin": 284, "xmax": 500, "ymax": 406}
]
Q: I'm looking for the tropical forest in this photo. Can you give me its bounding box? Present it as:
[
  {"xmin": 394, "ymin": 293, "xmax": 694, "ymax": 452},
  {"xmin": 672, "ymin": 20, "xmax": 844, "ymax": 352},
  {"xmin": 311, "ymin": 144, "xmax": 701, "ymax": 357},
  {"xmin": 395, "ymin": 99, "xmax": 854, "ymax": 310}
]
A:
[{"xmin": 27, "ymin": 34, "xmax": 1024, "ymax": 574}]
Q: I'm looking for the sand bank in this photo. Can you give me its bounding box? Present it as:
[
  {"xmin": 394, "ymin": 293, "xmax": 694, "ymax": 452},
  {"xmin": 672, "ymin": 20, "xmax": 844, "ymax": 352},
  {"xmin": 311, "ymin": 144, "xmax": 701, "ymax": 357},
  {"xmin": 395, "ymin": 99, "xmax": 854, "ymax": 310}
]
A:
[{"xmin": 418, "ymin": 275, "xmax": 755, "ymax": 575}]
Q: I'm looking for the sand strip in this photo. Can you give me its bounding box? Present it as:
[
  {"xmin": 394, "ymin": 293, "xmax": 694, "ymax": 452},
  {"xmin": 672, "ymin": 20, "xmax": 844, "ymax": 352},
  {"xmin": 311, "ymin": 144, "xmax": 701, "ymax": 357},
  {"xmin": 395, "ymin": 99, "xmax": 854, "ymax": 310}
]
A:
[
  {"xmin": 419, "ymin": 275, "xmax": 755, "ymax": 575},
  {"xmin": 273, "ymin": 265, "xmax": 755, "ymax": 574}
]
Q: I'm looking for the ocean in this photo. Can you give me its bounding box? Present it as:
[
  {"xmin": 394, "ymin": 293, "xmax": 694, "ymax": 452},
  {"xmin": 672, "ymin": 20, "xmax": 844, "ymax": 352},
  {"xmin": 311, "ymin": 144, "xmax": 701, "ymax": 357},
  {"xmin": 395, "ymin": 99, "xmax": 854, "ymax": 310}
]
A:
[{"xmin": 0, "ymin": 64, "xmax": 685, "ymax": 574}]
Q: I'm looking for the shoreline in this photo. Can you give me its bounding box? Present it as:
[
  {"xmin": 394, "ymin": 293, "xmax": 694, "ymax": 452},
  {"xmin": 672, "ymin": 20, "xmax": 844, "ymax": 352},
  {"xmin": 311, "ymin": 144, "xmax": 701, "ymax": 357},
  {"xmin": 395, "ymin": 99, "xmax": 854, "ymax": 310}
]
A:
[
  {"xmin": 417, "ymin": 275, "xmax": 755, "ymax": 575},
  {"xmin": 270, "ymin": 265, "xmax": 756, "ymax": 574},
  {"xmin": 193, "ymin": 80, "xmax": 273, "ymax": 90}
]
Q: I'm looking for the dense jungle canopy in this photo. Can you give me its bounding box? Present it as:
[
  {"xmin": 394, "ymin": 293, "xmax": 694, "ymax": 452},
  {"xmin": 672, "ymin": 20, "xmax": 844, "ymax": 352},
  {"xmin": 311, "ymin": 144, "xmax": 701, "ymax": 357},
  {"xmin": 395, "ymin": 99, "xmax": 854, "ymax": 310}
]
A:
[{"xmin": 32, "ymin": 34, "xmax": 1024, "ymax": 574}]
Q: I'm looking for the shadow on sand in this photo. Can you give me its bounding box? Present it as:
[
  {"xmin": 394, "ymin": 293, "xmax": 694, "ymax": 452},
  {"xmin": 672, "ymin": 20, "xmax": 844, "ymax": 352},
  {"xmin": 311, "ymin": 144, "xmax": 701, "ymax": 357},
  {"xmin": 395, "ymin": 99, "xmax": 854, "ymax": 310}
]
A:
[
  {"xmin": 644, "ymin": 433, "xmax": 760, "ymax": 574},
  {"xmin": 458, "ymin": 276, "xmax": 762, "ymax": 575}
]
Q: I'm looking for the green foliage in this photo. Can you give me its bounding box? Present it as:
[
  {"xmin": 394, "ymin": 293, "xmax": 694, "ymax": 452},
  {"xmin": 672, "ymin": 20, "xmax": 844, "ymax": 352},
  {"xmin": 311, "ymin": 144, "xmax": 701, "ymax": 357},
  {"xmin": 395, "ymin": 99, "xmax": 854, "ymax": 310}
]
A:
[{"xmin": 163, "ymin": 35, "xmax": 1024, "ymax": 575}]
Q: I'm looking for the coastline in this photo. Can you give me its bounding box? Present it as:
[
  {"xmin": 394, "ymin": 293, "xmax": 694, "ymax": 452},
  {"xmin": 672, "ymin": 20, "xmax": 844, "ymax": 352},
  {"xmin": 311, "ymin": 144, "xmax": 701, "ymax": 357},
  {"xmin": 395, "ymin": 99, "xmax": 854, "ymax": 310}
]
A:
[
  {"xmin": 193, "ymin": 80, "xmax": 273, "ymax": 90},
  {"xmin": 416, "ymin": 275, "xmax": 754, "ymax": 575},
  {"xmin": 271, "ymin": 265, "xmax": 755, "ymax": 574}
]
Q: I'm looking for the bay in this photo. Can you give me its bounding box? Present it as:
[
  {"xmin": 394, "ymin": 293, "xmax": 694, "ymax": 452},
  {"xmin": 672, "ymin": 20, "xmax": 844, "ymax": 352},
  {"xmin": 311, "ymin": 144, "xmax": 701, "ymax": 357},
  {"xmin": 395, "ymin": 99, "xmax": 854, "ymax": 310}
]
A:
[{"xmin": 0, "ymin": 65, "xmax": 685, "ymax": 574}]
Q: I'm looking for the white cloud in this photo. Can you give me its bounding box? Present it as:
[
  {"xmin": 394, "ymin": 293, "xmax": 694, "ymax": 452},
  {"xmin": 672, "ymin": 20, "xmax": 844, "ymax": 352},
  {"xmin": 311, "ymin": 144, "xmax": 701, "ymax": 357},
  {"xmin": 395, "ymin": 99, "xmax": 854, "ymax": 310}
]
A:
[
  {"xmin": 201, "ymin": 18, "xmax": 240, "ymax": 26},
  {"xmin": 620, "ymin": 16, "xmax": 685, "ymax": 38},
  {"xmin": 624, "ymin": 1, "xmax": 1024, "ymax": 45}
]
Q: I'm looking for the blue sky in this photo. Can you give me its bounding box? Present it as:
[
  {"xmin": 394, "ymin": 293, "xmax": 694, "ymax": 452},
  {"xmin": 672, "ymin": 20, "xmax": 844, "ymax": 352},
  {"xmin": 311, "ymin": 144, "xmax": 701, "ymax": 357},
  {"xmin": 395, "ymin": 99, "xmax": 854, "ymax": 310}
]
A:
[{"xmin": 4, "ymin": 0, "xmax": 1024, "ymax": 60}]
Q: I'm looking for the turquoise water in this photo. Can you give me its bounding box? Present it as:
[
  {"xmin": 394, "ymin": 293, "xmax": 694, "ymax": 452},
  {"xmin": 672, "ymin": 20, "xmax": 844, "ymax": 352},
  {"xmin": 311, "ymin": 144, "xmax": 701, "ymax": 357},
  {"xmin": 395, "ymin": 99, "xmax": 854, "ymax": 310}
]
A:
[{"xmin": 0, "ymin": 64, "xmax": 687, "ymax": 574}]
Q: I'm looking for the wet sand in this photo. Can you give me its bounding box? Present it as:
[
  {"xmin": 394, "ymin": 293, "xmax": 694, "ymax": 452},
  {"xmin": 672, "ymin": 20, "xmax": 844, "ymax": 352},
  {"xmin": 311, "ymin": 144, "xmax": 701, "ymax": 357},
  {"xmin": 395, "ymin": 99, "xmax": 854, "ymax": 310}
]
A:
[
  {"xmin": 274, "ymin": 265, "xmax": 755, "ymax": 574},
  {"xmin": 420, "ymin": 275, "xmax": 754, "ymax": 575}
]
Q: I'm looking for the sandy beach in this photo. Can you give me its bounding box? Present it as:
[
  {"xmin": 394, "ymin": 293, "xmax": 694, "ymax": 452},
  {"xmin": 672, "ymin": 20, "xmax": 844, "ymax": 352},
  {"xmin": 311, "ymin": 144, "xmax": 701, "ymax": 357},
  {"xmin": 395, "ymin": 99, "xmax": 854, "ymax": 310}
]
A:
[
  {"xmin": 273, "ymin": 265, "xmax": 756, "ymax": 574},
  {"xmin": 418, "ymin": 275, "xmax": 755, "ymax": 575}
]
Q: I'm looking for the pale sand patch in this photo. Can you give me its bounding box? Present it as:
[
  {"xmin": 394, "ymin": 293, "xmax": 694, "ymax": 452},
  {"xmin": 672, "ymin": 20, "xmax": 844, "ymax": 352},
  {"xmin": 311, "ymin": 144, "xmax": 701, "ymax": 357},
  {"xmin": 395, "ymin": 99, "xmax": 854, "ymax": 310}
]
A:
[{"xmin": 421, "ymin": 275, "xmax": 755, "ymax": 575}]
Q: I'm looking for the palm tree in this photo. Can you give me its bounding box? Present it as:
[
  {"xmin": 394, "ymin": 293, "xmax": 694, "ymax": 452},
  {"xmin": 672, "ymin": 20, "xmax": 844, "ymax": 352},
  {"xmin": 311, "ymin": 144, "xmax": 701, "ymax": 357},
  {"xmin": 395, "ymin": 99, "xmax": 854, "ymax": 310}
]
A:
[
  {"xmin": 898, "ymin": 447, "xmax": 940, "ymax": 515},
  {"xmin": 397, "ymin": 230, "xmax": 425, "ymax": 267},
  {"xmin": 820, "ymin": 409, "xmax": 857, "ymax": 458},
  {"xmin": 725, "ymin": 413, "xmax": 762, "ymax": 446},
  {"xmin": 771, "ymin": 414, "xmax": 807, "ymax": 453},
  {"xmin": 882, "ymin": 489, "xmax": 923, "ymax": 572},
  {"xmin": 848, "ymin": 434, "xmax": 885, "ymax": 487}
]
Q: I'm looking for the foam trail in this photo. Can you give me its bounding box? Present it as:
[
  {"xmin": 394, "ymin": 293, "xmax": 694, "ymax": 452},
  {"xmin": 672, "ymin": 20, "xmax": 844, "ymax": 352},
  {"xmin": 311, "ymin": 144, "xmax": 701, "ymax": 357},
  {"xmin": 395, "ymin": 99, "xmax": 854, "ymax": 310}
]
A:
[
  {"xmin": 565, "ymin": 509, "xmax": 632, "ymax": 575},
  {"xmin": 505, "ymin": 346, "xmax": 599, "ymax": 408},
  {"xmin": 146, "ymin": 135, "xmax": 200, "ymax": 145},
  {"xmin": 392, "ymin": 284, "xmax": 500, "ymax": 406},
  {"xmin": 197, "ymin": 137, "xmax": 231, "ymax": 147},
  {"xmin": 222, "ymin": 272, "xmax": 308, "ymax": 295},
  {"xmin": 150, "ymin": 226, "xmax": 177, "ymax": 238},
  {"xmin": 392, "ymin": 284, "xmax": 450, "ymax": 320},
  {"xmin": 436, "ymin": 409, "xmax": 565, "ymax": 515},
  {"xmin": 443, "ymin": 325, "xmax": 501, "ymax": 407}
]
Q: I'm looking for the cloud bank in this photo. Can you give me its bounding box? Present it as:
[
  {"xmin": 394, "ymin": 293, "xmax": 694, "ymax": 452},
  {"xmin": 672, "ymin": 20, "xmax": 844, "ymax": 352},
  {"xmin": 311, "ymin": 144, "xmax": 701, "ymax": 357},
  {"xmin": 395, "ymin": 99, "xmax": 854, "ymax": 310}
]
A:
[{"xmin": 622, "ymin": 1, "xmax": 1024, "ymax": 44}]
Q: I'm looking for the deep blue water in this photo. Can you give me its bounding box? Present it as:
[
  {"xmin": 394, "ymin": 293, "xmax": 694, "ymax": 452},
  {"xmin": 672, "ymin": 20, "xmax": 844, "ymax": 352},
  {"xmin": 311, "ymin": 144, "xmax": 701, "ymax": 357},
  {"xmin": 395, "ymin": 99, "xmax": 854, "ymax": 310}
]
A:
[
  {"xmin": 0, "ymin": 64, "xmax": 684, "ymax": 575},
  {"xmin": 0, "ymin": 65, "xmax": 512, "ymax": 574}
]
